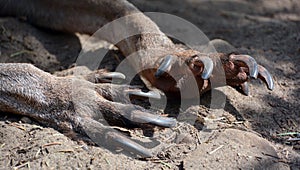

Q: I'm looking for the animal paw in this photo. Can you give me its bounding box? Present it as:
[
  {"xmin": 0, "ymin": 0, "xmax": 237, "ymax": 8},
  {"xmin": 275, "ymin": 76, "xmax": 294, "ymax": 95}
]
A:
[
  {"xmin": 74, "ymin": 82, "xmax": 177, "ymax": 157},
  {"xmin": 0, "ymin": 64, "xmax": 177, "ymax": 158},
  {"xmin": 218, "ymin": 53, "xmax": 274, "ymax": 95},
  {"xmin": 140, "ymin": 50, "xmax": 214, "ymax": 97},
  {"xmin": 139, "ymin": 50, "xmax": 273, "ymax": 97}
]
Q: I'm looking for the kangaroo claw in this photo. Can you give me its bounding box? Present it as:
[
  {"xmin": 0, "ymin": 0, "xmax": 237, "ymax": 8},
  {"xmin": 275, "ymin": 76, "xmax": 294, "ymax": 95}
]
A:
[
  {"xmin": 230, "ymin": 54, "xmax": 258, "ymax": 78},
  {"xmin": 97, "ymin": 72, "xmax": 126, "ymax": 82},
  {"xmin": 258, "ymin": 65, "xmax": 274, "ymax": 90},
  {"xmin": 235, "ymin": 82, "xmax": 249, "ymax": 96},
  {"xmin": 130, "ymin": 110, "xmax": 177, "ymax": 128},
  {"xmin": 222, "ymin": 53, "xmax": 274, "ymax": 95},
  {"xmin": 192, "ymin": 56, "xmax": 214, "ymax": 79},
  {"xmin": 106, "ymin": 130, "xmax": 153, "ymax": 157},
  {"xmin": 81, "ymin": 118, "xmax": 153, "ymax": 158},
  {"xmin": 127, "ymin": 90, "xmax": 161, "ymax": 99},
  {"xmin": 155, "ymin": 55, "xmax": 177, "ymax": 78}
]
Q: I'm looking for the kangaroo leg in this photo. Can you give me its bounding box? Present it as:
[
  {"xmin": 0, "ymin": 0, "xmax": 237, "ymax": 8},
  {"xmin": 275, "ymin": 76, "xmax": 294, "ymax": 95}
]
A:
[
  {"xmin": 0, "ymin": 63, "xmax": 177, "ymax": 157},
  {"xmin": 0, "ymin": 0, "xmax": 139, "ymax": 34},
  {"xmin": 0, "ymin": 0, "xmax": 273, "ymax": 96}
]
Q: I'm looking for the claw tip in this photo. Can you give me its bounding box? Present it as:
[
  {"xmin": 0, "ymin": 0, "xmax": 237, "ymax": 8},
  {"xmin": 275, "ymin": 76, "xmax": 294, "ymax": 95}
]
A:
[
  {"xmin": 155, "ymin": 55, "xmax": 177, "ymax": 78},
  {"xmin": 250, "ymin": 63, "xmax": 259, "ymax": 79},
  {"xmin": 155, "ymin": 69, "xmax": 164, "ymax": 78},
  {"xmin": 197, "ymin": 57, "xmax": 214, "ymax": 80},
  {"xmin": 267, "ymin": 80, "xmax": 274, "ymax": 91}
]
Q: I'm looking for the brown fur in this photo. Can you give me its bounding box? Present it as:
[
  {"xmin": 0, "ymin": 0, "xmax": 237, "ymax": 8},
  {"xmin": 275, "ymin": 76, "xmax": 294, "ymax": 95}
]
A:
[{"xmin": 0, "ymin": 0, "xmax": 271, "ymax": 153}]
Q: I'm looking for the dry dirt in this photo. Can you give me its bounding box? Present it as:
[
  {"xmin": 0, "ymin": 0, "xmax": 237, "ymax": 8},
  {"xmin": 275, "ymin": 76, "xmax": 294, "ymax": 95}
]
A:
[{"xmin": 0, "ymin": 0, "xmax": 300, "ymax": 169}]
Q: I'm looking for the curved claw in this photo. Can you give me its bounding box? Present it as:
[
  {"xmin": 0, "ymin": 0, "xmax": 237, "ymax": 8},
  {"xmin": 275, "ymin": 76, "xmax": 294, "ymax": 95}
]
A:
[
  {"xmin": 106, "ymin": 131, "xmax": 153, "ymax": 158},
  {"xmin": 99, "ymin": 72, "xmax": 126, "ymax": 81},
  {"xmin": 131, "ymin": 110, "xmax": 177, "ymax": 128},
  {"xmin": 194, "ymin": 56, "xmax": 214, "ymax": 79},
  {"xmin": 258, "ymin": 65, "xmax": 274, "ymax": 90},
  {"xmin": 81, "ymin": 118, "xmax": 153, "ymax": 158},
  {"xmin": 235, "ymin": 82, "xmax": 249, "ymax": 96},
  {"xmin": 230, "ymin": 54, "xmax": 258, "ymax": 78},
  {"xmin": 127, "ymin": 90, "xmax": 161, "ymax": 99},
  {"xmin": 155, "ymin": 55, "xmax": 177, "ymax": 78}
]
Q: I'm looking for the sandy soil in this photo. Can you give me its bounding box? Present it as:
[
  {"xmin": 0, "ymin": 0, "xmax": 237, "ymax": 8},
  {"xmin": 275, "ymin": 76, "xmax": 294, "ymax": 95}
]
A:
[{"xmin": 0, "ymin": 0, "xmax": 299, "ymax": 169}]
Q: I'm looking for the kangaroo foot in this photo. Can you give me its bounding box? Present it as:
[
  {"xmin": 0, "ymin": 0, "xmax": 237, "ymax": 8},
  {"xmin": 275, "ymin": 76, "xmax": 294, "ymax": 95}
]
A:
[{"xmin": 0, "ymin": 63, "xmax": 176, "ymax": 158}]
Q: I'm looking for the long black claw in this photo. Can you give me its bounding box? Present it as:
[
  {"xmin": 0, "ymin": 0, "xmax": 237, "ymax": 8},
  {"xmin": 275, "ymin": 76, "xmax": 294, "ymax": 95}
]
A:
[
  {"xmin": 131, "ymin": 111, "xmax": 177, "ymax": 128},
  {"xmin": 99, "ymin": 72, "xmax": 126, "ymax": 81},
  {"xmin": 81, "ymin": 118, "xmax": 153, "ymax": 158},
  {"xmin": 155, "ymin": 55, "xmax": 177, "ymax": 78},
  {"xmin": 127, "ymin": 90, "xmax": 161, "ymax": 99},
  {"xmin": 258, "ymin": 65, "xmax": 274, "ymax": 90},
  {"xmin": 230, "ymin": 54, "xmax": 258, "ymax": 78},
  {"xmin": 196, "ymin": 57, "xmax": 214, "ymax": 79},
  {"xmin": 106, "ymin": 131, "xmax": 153, "ymax": 158}
]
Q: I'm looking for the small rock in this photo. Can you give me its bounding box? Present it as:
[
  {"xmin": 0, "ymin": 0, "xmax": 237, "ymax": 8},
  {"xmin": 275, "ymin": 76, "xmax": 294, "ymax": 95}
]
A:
[
  {"xmin": 175, "ymin": 133, "xmax": 193, "ymax": 144},
  {"xmin": 20, "ymin": 116, "xmax": 32, "ymax": 124}
]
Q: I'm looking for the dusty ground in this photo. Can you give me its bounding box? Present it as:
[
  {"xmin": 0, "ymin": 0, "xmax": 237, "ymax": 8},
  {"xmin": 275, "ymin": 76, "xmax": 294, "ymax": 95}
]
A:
[{"xmin": 0, "ymin": 0, "xmax": 300, "ymax": 169}]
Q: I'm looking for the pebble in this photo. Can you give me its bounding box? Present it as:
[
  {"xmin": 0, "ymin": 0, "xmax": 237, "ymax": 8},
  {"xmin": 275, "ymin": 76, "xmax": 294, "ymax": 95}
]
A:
[{"xmin": 20, "ymin": 116, "xmax": 32, "ymax": 124}]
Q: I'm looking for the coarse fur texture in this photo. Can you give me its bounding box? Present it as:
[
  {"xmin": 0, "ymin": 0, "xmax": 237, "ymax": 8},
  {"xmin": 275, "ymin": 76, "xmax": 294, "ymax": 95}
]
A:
[{"xmin": 0, "ymin": 0, "xmax": 276, "ymax": 158}]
